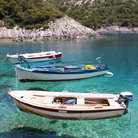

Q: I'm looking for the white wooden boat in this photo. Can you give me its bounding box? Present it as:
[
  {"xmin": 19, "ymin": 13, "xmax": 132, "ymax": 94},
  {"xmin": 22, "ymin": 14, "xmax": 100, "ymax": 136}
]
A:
[
  {"xmin": 7, "ymin": 51, "xmax": 62, "ymax": 64},
  {"xmin": 8, "ymin": 89, "xmax": 133, "ymax": 120},
  {"xmin": 15, "ymin": 64, "xmax": 113, "ymax": 82}
]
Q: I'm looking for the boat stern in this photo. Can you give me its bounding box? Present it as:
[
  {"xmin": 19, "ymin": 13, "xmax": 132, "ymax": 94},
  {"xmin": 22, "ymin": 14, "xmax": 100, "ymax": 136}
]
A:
[{"xmin": 118, "ymin": 92, "xmax": 133, "ymax": 114}]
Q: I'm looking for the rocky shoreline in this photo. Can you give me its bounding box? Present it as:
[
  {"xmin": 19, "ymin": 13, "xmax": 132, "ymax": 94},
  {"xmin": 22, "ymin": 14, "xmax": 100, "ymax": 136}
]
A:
[
  {"xmin": 96, "ymin": 26, "xmax": 138, "ymax": 35},
  {"xmin": 0, "ymin": 16, "xmax": 138, "ymax": 42}
]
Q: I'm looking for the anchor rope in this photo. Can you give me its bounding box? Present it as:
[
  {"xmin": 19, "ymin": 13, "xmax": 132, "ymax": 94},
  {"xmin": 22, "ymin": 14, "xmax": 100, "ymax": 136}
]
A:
[
  {"xmin": 126, "ymin": 107, "xmax": 138, "ymax": 116},
  {"xmin": 2, "ymin": 57, "xmax": 9, "ymax": 65},
  {"xmin": 121, "ymin": 103, "xmax": 138, "ymax": 116},
  {"xmin": 128, "ymin": 112, "xmax": 131, "ymax": 127},
  {"xmin": 0, "ymin": 91, "xmax": 7, "ymax": 97}
]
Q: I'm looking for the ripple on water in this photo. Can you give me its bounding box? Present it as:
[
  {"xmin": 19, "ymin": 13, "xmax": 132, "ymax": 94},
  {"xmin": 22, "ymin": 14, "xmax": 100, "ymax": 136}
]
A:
[{"xmin": 0, "ymin": 36, "xmax": 138, "ymax": 137}]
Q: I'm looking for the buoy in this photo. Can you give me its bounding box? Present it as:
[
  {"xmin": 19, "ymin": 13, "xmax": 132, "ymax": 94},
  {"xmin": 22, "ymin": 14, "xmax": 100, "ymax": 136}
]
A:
[
  {"xmin": 84, "ymin": 65, "xmax": 96, "ymax": 69},
  {"xmin": 104, "ymin": 71, "xmax": 113, "ymax": 77}
]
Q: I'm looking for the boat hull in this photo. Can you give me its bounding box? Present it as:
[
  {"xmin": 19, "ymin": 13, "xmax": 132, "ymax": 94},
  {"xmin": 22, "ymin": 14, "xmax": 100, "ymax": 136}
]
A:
[
  {"xmin": 13, "ymin": 98, "xmax": 124, "ymax": 120},
  {"xmin": 8, "ymin": 90, "xmax": 132, "ymax": 120},
  {"xmin": 7, "ymin": 53, "xmax": 62, "ymax": 64},
  {"xmin": 15, "ymin": 66, "xmax": 108, "ymax": 82}
]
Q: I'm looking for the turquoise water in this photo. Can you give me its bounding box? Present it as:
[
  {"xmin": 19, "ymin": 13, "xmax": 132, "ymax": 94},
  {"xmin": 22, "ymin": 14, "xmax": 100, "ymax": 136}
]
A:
[{"xmin": 0, "ymin": 35, "xmax": 138, "ymax": 137}]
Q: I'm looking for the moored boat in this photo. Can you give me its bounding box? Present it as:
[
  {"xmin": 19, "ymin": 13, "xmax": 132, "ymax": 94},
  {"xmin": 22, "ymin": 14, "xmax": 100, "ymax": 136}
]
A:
[
  {"xmin": 7, "ymin": 51, "xmax": 62, "ymax": 64},
  {"xmin": 15, "ymin": 64, "xmax": 113, "ymax": 82},
  {"xmin": 8, "ymin": 89, "xmax": 133, "ymax": 120}
]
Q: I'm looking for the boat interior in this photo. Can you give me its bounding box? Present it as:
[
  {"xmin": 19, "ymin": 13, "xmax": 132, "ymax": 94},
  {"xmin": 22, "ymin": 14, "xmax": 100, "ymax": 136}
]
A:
[
  {"xmin": 25, "ymin": 53, "xmax": 55, "ymax": 58},
  {"xmin": 29, "ymin": 94, "xmax": 110, "ymax": 106},
  {"xmin": 33, "ymin": 64, "xmax": 107, "ymax": 72}
]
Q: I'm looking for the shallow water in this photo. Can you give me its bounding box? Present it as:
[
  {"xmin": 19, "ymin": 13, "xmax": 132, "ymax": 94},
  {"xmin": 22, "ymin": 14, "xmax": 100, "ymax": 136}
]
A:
[{"xmin": 0, "ymin": 35, "xmax": 138, "ymax": 137}]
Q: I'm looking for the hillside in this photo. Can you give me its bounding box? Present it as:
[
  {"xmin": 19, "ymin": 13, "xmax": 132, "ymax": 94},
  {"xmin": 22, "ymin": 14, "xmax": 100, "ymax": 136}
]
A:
[
  {"xmin": 48, "ymin": 0, "xmax": 138, "ymax": 30},
  {"xmin": 0, "ymin": 0, "xmax": 63, "ymax": 29},
  {"xmin": 47, "ymin": 0, "xmax": 95, "ymax": 6},
  {"xmin": 0, "ymin": 0, "xmax": 137, "ymax": 30}
]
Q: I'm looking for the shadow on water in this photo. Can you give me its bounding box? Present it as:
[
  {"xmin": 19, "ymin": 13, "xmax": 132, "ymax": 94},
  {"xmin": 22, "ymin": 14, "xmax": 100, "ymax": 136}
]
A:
[
  {"xmin": 27, "ymin": 87, "xmax": 48, "ymax": 91},
  {"xmin": 0, "ymin": 127, "xmax": 75, "ymax": 138},
  {"xmin": 29, "ymin": 58, "xmax": 63, "ymax": 67}
]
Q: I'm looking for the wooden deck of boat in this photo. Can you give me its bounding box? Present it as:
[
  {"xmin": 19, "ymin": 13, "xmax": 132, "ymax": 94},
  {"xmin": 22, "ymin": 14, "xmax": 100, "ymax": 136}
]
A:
[{"xmin": 22, "ymin": 94, "xmax": 110, "ymax": 107}]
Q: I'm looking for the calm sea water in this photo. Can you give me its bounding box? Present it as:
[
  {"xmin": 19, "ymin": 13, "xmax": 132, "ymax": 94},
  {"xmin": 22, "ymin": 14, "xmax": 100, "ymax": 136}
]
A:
[{"xmin": 0, "ymin": 35, "xmax": 138, "ymax": 138}]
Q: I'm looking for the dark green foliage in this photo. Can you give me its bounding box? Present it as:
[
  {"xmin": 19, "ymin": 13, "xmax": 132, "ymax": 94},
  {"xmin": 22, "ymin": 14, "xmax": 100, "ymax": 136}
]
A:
[
  {"xmin": 0, "ymin": 0, "xmax": 63, "ymax": 29},
  {"xmin": 0, "ymin": 0, "xmax": 137, "ymax": 30},
  {"xmin": 4, "ymin": 16, "xmax": 16, "ymax": 29},
  {"xmin": 67, "ymin": 0, "xmax": 138, "ymax": 29},
  {"xmin": 0, "ymin": 8, "xmax": 5, "ymax": 19},
  {"xmin": 0, "ymin": 22, "xmax": 4, "ymax": 27},
  {"xmin": 59, "ymin": 6, "xmax": 69, "ymax": 13},
  {"xmin": 48, "ymin": 0, "xmax": 138, "ymax": 30}
]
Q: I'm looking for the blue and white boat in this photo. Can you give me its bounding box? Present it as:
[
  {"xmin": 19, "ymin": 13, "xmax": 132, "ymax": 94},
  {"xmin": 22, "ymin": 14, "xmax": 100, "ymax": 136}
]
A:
[{"xmin": 15, "ymin": 63, "xmax": 113, "ymax": 82}]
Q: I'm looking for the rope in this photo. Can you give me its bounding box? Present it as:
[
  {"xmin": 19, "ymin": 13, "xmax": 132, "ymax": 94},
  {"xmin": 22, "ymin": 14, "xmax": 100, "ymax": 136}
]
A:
[
  {"xmin": 0, "ymin": 91, "xmax": 7, "ymax": 96},
  {"xmin": 121, "ymin": 103, "xmax": 138, "ymax": 116},
  {"xmin": 2, "ymin": 57, "xmax": 9, "ymax": 65},
  {"xmin": 128, "ymin": 112, "xmax": 131, "ymax": 127},
  {"xmin": 126, "ymin": 107, "xmax": 138, "ymax": 116}
]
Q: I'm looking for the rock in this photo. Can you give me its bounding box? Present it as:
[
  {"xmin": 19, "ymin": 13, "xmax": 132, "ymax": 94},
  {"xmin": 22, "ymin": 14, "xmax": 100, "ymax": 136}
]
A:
[
  {"xmin": 96, "ymin": 26, "xmax": 138, "ymax": 35},
  {"xmin": 1, "ymin": 16, "xmax": 137, "ymax": 43},
  {"xmin": 0, "ymin": 16, "xmax": 99, "ymax": 42}
]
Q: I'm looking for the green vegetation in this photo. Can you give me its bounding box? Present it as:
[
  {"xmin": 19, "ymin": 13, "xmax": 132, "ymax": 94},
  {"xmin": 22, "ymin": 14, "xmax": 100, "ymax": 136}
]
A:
[
  {"xmin": 69, "ymin": 0, "xmax": 138, "ymax": 30},
  {"xmin": 48, "ymin": 0, "xmax": 138, "ymax": 30},
  {"xmin": 0, "ymin": 0, "xmax": 137, "ymax": 30},
  {"xmin": 0, "ymin": 0, "xmax": 63, "ymax": 29}
]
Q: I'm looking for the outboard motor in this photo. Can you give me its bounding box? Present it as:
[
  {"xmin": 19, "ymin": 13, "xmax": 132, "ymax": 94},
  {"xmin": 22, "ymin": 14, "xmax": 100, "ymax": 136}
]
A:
[{"xmin": 118, "ymin": 92, "xmax": 133, "ymax": 114}]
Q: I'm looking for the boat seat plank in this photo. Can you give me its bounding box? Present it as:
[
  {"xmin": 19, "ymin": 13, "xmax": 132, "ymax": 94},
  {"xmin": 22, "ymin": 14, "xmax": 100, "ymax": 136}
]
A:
[
  {"xmin": 44, "ymin": 97, "xmax": 54, "ymax": 103},
  {"xmin": 77, "ymin": 103, "xmax": 109, "ymax": 106},
  {"xmin": 33, "ymin": 94, "xmax": 45, "ymax": 97},
  {"xmin": 77, "ymin": 98, "xmax": 84, "ymax": 104}
]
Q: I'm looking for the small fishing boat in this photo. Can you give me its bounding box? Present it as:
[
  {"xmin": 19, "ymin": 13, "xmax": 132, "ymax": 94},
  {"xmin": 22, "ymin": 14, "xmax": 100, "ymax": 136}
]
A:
[
  {"xmin": 8, "ymin": 89, "xmax": 133, "ymax": 120},
  {"xmin": 15, "ymin": 64, "xmax": 113, "ymax": 82},
  {"xmin": 7, "ymin": 51, "xmax": 62, "ymax": 64}
]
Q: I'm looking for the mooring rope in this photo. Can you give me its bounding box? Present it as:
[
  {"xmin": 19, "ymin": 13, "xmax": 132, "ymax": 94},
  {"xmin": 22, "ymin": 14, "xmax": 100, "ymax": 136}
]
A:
[
  {"xmin": 128, "ymin": 112, "xmax": 131, "ymax": 127},
  {"xmin": 121, "ymin": 103, "xmax": 138, "ymax": 117},
  {"xmin": 126, "ymin": 107, "xmax": 138, "ymax": 116},
  {"xmin": 2, "ymin": 57, "xmax": 9, "ymax": 65},
  {"xmin": 0, "ymin": 91, "xmax": 7, "ymax": 97}
]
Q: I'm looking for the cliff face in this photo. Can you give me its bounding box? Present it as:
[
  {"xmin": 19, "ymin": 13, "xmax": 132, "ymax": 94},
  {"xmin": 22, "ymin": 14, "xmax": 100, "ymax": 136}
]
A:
[
  {"xmin": 63, "ymin": 0, "xmax": 94, "ymax": 5},
  {"xmin": 0, "ymin": 16, "xmax": 138, "ymax": 42},
  {"xmin": 0, "ymin": 16, "xmax": 99, "ymax": 42}
]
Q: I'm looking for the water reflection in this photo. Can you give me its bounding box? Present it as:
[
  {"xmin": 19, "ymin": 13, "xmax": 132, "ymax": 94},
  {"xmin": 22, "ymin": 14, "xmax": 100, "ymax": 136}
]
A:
[{"xmin": 0, "ymin": 36, "xmax": 138, "ymax": 137}]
